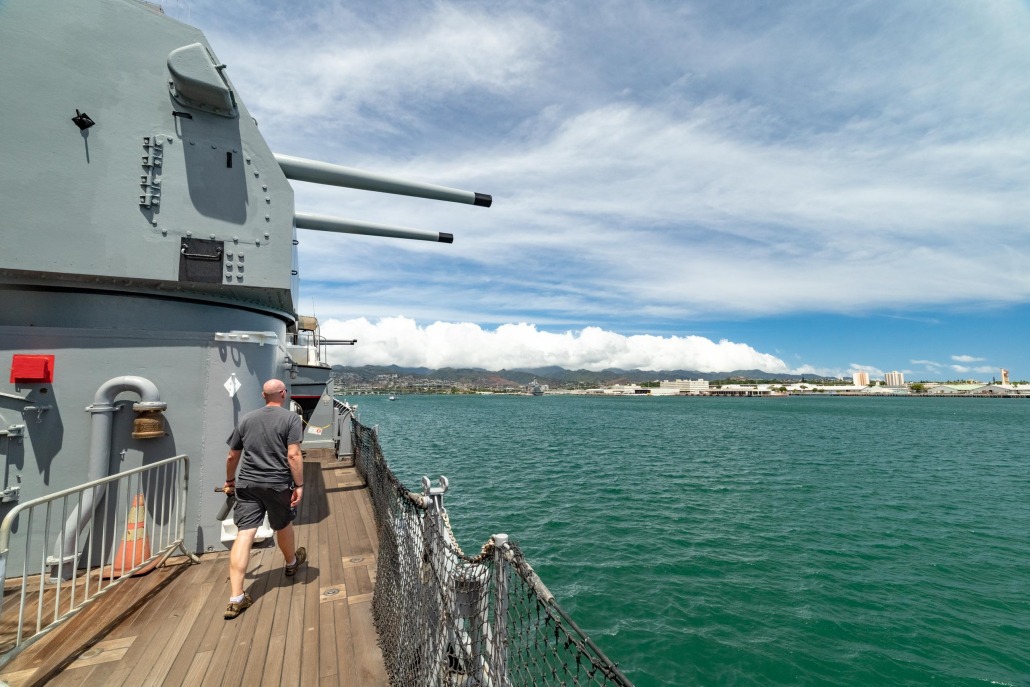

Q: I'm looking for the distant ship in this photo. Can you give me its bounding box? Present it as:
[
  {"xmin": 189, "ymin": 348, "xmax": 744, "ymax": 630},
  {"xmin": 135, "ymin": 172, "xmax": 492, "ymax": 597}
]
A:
[{"xmin": 528, "ymin": 380, "xmax": 545, "ymax": 396}]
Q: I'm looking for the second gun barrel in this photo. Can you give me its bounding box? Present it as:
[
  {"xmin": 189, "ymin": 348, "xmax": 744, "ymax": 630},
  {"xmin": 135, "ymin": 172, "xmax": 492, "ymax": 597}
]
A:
[{"xmin": 294, "ymin": 212, "xmax": 454, "ymax": 243}]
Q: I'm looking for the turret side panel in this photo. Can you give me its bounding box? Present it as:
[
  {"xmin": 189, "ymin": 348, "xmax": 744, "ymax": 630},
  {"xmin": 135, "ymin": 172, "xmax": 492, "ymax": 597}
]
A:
[{"xmin": 0, "ymin": 0, "xmax": 294, "ymax": 312}]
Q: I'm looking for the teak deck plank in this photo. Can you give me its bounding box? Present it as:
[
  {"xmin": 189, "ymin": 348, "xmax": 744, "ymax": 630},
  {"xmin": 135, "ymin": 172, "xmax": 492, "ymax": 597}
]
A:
[
  {"xmin": 0, "ymin": 451, "xmax": 388, "ymax": 687},
  {"xmin": 320, "ymin": 469, "xmax": 344, "ymax": 683}
]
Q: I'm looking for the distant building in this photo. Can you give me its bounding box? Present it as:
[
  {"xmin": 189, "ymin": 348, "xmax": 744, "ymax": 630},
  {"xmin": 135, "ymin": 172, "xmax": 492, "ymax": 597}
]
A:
[
  {"xmin": 927, "ymin": 383, "xmax": 981, "ymax": 394},
  {"xmin": 708, "ymin": 385, "xmax": 772, "ymax": 397},
  {"xmin": 884, "ymin": 371, "xmax": 905, "ymax": 387},
  {"xmin": 852, "ymin": 371, "xmax": 870, "ymax": 386},
  {"xmin": 1001, "ymin": 369, "xmax": 1010, "ymax": 385},
  {"xmin": 659, "ymin": 379, "xmax": 710, "ymax": 395},
  {"xmin": 605, "ymin": 384, "xmax": 651, "ymax": 395}
]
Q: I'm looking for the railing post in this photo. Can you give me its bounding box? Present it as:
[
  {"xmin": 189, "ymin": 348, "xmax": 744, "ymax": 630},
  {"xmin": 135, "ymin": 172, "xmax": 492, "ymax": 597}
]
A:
[
  {"xmin": 454, "ymin": 562, "xmax": 489, "ymax": 685},
  {"xmin": 421, "ymin": 475, "xmax": 451, "ymax": 685},
  {"xmin": 490, "ymin": 534, "xmax": 510, "ymax": 687}
]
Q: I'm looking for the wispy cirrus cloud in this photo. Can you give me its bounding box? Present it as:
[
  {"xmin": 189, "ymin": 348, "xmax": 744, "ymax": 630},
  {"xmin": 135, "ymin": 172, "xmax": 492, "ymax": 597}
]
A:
[
  {"xmin": 180, "ymin": 1, "xmax": 1030, "ymax": 378},
  {"xmin": 950, "ymin": 365, "xmax": 997, "ymax": 375}
]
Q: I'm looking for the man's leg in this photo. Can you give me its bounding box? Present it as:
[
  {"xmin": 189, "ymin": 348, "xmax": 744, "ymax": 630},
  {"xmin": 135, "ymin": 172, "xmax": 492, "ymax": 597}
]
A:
[
  {"xmin": 229, "ymin": 527, "xmax": 259, "ymax": 598},
  {"xmin": 276, "ymin": 522, "xmax": 295, "ymax": 563}
]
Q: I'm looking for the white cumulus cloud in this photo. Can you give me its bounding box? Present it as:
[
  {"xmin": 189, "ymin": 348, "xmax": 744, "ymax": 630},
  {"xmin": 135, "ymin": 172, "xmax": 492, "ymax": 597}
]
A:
[{"xmin": 321, "ymin": 317, "xmax": 788, "ymax": 373}]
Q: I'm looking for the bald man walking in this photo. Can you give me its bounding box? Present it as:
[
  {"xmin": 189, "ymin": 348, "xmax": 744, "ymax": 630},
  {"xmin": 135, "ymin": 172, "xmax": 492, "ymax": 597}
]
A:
[{"xmin": 223, "ymin": 378, "xmax": 307, "ymax": 619}]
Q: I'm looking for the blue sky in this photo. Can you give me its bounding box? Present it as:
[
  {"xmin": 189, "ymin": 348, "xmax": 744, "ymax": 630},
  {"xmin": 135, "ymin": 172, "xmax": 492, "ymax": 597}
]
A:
[{"xmin": 179, "ymin": 0, "xmax": 1030, "ymax": 381}]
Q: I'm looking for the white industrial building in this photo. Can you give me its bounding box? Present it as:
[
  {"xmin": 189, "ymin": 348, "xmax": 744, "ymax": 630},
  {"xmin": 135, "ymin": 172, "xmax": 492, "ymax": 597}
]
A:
[{"xmin": 659, "ymin": 379, "xmax": 710, "ymax": 395}]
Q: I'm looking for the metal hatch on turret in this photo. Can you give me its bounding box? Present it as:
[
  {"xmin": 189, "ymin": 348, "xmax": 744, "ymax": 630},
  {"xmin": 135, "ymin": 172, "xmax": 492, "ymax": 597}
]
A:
[{"xmin": 167, "ymin": 43, "xmax": 237, "ymax": 118}]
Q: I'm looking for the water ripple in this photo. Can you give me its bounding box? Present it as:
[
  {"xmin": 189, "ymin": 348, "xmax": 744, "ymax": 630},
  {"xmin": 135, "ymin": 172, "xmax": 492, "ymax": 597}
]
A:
[{"xmin": 357, "ymin": 395, "xmax": 1030, "ymax": 687}]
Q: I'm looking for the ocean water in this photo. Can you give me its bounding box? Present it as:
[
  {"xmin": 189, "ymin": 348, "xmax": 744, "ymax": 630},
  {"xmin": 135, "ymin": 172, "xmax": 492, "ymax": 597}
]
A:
[{"xmin": 349, "ymin": 394, "xmax": 1030, "ymax": 686}]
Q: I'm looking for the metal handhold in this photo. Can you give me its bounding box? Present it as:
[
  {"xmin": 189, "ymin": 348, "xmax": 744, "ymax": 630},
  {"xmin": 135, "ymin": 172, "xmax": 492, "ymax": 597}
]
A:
[{"xmin": 71, "ymin": 109, "xmax": 95, "ymax": 130}]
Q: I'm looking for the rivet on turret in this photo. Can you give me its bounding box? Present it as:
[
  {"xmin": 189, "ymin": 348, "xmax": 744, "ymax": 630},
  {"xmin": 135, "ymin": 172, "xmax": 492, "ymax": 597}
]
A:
[
  {"xmin": 189, "ymin": 140, "xmax": 195, "ymax": 145},
  {"xmin": 245, "ymin": 157, "xmax": 251, "ymax": 164},
  {"xmin": 262, "ymin": 185, "xmax": 267, "ymax": 191},
  {"xmin": 211, "ymin": 144, "xmax": 217, "ymax": 149},
  {"xmin": 265, "ymin": 215, "xmax": 270, "ymax": 221},
  {"xmin": 161, "ymin": 229, "xmax": 167, "ymax": 236},
  {"xmin": 254, "ymin": 171, "xmax": 260, "ymax": 178},
  {"xmin": 265, "ymin": 197, "xmax": 270, "ymax": 203},
  {"xmin": 255, "ymin": 240, "xmax": 261, "ymax": 246},
  {"xmin": 186, "ymin": 231, "xmax": 192, "ymax": 237},
  {"xmin": 210, "ymin": 234, "xmax": 216, "ymax": 239},
  {"xmin": 236, "ymin": 275, "xmax": 244, "ymax": 282},
  {"xmin": 166, "ymin": 136, "xmax": 173, "ymax": 143},
  {"xmin": 152, "ymin": 221, "xmax": 158, "ymax": 227},
  {"xmin": 264, "ymin": 232, "xmax": 269, "ymax": 239}
]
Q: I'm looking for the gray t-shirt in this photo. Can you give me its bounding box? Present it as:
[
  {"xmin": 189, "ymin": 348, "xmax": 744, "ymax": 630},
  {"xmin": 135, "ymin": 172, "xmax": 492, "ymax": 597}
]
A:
[{"xmin": 227, "ymin": 405, "xmax": 303, "ymax": 485}]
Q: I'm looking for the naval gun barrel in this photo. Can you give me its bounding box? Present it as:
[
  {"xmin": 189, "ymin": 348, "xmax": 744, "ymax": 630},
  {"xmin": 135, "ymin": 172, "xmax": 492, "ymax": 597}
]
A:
[
  {"xmin": 275, "ymin": 154, "xmax": 492, "ymax": 208},
  {"xmin": 294, "ymin": 212, "xmax": 453, "ymax": 243}
]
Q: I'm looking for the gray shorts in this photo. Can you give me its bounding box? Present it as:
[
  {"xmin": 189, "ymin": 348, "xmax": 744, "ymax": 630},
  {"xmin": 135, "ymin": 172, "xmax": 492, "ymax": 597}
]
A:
[{"xmin": 233, "ymin": 483, "xmax": 295, "ymax": 531}]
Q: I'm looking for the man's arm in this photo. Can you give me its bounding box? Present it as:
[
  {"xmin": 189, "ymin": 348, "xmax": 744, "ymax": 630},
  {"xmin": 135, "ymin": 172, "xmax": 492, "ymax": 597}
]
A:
[
  {"xmin": 288, "ymin": 443, "xmax": 304, "ymax": 506},
  {"xmin": 225, "ymin": 448, "xmax": 242, "ymax": 492}
]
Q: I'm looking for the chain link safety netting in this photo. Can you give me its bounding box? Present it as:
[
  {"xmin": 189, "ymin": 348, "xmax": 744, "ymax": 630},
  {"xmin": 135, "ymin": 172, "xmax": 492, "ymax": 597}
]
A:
[{"xmin": 351, "ymin": 418, "xmax": 635, "ymax": 687}]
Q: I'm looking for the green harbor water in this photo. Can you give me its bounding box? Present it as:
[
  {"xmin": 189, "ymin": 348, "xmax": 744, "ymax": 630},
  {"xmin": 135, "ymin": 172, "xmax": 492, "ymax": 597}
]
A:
[{"xmin": 348, "ymin": 394, "xmax": 1030, "ymax": 686}]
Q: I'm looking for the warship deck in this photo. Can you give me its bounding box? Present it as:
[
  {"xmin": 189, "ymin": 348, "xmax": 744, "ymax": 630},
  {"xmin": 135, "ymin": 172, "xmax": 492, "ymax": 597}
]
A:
[{"xmin": 0, "ymin": 449, "xmax": 389, "ymax": 687}]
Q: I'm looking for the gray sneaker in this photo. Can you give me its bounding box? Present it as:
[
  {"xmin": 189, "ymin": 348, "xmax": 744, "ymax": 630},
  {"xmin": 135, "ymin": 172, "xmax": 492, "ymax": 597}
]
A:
[
  {"xmin": 285, "ymin": 547, "xmax": 307, "ymax": 577},
  {"xmin": 224, "ymin": 592, "xmax": 252, "ymax": 620}
]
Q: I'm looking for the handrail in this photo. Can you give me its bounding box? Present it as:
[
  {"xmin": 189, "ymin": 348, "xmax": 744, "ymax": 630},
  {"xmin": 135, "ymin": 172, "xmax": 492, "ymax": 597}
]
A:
[{"xmin": 0, "ymin": 454, "xmax": 199, "ymax": 667}]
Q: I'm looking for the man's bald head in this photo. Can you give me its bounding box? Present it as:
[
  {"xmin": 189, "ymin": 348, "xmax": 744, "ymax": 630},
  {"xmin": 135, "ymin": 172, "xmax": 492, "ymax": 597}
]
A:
[{"xmin": 262, "ymin": 379, "xmax": 287, "ymax": 404}]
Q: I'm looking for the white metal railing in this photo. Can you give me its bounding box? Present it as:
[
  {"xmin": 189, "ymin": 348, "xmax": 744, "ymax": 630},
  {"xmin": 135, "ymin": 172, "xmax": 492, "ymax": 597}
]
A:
[{"xmin": 0, "ymin": 454, "xmax": 198, "ymax": 666}]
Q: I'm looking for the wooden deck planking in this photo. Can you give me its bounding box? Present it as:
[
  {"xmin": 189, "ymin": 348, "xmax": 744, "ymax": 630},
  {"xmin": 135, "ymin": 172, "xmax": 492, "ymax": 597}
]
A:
[
  {"xmin": 6, "ymin": 563, "xmax": 188, "ymax": 687},
  {"xmin": 301, "ymin": 459, "xmax": 326, "ymax": 687},
  {"xmin": 319, "ymin": 465, "xmax": 345, "ymax": 684},
  {"xmin": 156, "ymin": 552, "xmax": 234, "ymax": 687},
  {"xmin": 0, "ymin": 451, "xmax": 388, "ymax": 687},
  {"xmin": 238, "ymin": 560, "xmax": 287, "ymax": 687}
]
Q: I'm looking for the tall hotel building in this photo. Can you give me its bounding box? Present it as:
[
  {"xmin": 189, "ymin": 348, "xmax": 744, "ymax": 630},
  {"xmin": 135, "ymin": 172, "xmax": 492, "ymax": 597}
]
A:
[
  {"xmin": 853, "ymin": 371, "xmax": 870, "ymax": 386},
  {"xmin": 884, "ymin": 371, "xmax": 905, "ymax": 387}
]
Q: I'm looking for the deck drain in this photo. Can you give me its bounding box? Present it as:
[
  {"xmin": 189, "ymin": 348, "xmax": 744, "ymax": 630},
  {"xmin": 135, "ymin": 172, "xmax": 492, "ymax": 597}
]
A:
[
  {"xmin": 349, "ymin": 556, "xmax": 364, "ymax": 563},
  {"xmin": 324, "ymin": 588, "xmax": 340, "ymax": 596}
]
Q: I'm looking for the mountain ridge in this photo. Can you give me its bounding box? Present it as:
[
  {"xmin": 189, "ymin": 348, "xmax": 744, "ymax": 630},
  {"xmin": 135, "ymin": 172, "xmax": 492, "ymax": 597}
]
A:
[{"xmin": 330, "ymin": 364, "xmax": 833, "ymax": 387}]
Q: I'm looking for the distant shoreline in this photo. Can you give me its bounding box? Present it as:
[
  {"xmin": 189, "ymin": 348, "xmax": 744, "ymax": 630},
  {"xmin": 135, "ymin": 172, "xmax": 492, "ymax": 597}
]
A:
[{"xmin": 336, "ymin": 390, "xmax": 1030, "ymax": 399}]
